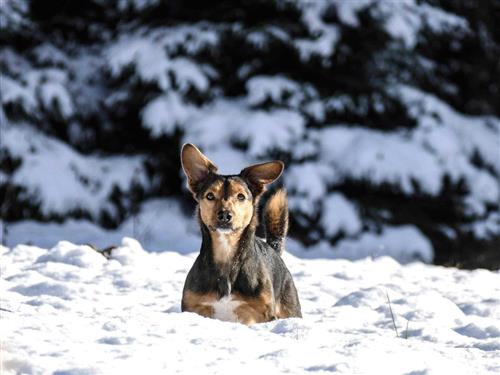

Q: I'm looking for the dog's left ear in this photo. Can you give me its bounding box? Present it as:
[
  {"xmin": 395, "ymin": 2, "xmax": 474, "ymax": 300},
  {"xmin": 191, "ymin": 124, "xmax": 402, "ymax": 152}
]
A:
[{"xmin": 240, "ymin": 161, "xmax": 284, "ymax": 198}]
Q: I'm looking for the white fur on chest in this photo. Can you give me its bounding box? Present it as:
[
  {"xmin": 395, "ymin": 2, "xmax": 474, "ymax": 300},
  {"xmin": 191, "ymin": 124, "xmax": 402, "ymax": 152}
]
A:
[{"xmin": 204, "ymin": 295, "xmax": 242, "ymax": 322}]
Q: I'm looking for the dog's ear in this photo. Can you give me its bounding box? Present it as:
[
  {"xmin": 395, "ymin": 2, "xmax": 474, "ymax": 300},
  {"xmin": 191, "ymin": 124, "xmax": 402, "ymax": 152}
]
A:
[
  {"xmin": 181, "ymin": 143, "xmax": 218, "ymax": 195},
  {"xmin": 240, "ymin": 161, "xmax": 284, "ymax": 198}
]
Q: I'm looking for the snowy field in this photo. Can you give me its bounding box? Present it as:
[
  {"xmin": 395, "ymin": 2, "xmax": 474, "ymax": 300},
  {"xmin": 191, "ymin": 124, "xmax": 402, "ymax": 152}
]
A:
[{"xmin": 2, "ymin": 238, "xmax": 499, "ymax": 374}]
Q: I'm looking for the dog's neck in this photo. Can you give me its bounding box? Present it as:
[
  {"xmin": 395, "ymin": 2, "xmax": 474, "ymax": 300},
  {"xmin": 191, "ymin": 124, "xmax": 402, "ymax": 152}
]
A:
[
  {"xmin": 199, "ymin": 210, "xmax": 257, "ymax": 274},
  {"xmin": 209, "ymin": 230, "xmax": 240, "ymax": 265}
]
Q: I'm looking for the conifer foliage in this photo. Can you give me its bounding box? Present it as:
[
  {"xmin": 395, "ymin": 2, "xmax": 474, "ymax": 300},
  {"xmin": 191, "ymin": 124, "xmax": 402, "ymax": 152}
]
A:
[{"xmin": 1, "ymin": 1, "xmax": 499, "ymax": 267}]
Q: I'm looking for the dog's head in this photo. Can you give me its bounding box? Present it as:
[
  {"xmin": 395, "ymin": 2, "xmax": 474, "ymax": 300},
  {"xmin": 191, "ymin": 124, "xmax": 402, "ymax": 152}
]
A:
[{"xmin": 181, "ymin": 143, "xmax": 283, "ymax": 233}]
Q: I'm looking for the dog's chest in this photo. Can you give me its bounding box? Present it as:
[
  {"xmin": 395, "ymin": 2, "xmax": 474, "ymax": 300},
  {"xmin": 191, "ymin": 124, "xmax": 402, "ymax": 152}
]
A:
[{"xmin": 203, "ymin": 295, "xmax": 242, "ymax": 322}]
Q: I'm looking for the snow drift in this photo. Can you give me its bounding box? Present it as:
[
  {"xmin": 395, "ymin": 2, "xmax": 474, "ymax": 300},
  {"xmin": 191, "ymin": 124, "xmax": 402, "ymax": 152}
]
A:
[{"xmin": 1, "ymin": 239, "xmax": 499, "ymax": 374}]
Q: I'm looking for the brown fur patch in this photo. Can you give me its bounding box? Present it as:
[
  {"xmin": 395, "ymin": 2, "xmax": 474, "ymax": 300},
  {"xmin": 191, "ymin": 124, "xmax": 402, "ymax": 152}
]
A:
[
  {"xmin": 275, "ymin": 302, "xmax": 293, "ymax": 319},
  {"xmin": 265, "ymin": 189, "xmax": 288, "ymax": 236},
  {"xmin": 183, "ymin": 289, "xmax": 277, "ymax": 325},
  {"xmin": 232, "ymin": 288, "xmax": 275, "ymax": 325},
  {"xmin": 182, "ymin": 290, "xmax": 217, "ymax": 318}
]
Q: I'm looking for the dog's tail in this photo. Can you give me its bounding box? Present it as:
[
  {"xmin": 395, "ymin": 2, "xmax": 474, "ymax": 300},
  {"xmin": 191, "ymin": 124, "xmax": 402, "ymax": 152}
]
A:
[{"xmin": 264, "ymin": 188, "xmax": 289, "ymax": 255}]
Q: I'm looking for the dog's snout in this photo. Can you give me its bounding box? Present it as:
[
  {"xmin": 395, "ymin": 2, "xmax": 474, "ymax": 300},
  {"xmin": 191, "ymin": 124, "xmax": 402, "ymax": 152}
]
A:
[{"xmin": 217, "ymin": 210, "xmax": 232, "ymax": 223}]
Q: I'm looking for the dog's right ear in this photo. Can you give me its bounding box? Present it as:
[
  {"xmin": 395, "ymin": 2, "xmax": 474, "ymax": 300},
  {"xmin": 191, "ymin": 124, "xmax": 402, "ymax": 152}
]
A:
[
  {"xmin": 240, "ymin": 160, "xmax": 284, "ymax": 198},
  {"xmin": 181, "ymin": 143, "xmax": 218, "ymax": 195}
]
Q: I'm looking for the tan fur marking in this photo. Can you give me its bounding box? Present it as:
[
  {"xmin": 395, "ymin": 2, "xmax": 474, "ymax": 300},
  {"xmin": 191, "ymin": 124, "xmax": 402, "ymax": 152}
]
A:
[
  {"xmin": 275, "ymin": 302, "xmax": 293, "ymax": 319},
  {"xmin": 232, "ymin": 283, "xmax": 276, "ymax": 325},
  {"xmin": 265, "ymin": 189, "xmax": 288, "ymax": 235},
  {"xmin": 182, "ymin": 290, "xmax": 218, "ymax": 318},
  {"xmin": 183, "ymin": 289, "xmax": 277, "ymax": 325},
  {"xmin": 211, "ymin": 231, "xmax": 240, "ymax": 265},
  {"xmin": 275, "ymin": 287, "xmax": 301, "ymax": 319}
]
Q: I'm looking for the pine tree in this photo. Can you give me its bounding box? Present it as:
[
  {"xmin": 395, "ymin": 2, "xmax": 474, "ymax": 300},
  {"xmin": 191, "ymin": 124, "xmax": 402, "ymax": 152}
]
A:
[{"xmin": 1, "ymin": 0, "xmax": 499, "ymax": 268}]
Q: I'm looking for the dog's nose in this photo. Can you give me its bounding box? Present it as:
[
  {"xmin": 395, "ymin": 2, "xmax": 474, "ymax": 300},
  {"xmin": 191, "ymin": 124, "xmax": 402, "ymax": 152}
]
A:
[{"xmin": 217, "ymin": 210, "xmax": 232, "ymax": 223}]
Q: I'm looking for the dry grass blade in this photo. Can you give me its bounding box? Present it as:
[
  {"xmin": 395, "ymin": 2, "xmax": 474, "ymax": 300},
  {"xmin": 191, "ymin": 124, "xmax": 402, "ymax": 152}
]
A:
[{"xmin": 386, "ymin": 292, "xmax": 399, "ymax": 338}]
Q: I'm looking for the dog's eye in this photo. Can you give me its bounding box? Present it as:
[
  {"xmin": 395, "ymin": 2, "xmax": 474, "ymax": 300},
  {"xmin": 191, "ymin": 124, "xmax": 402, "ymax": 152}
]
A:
[
  {"xmin": 237, "ymin": 193, "xmax": 246, "ymax": 201},
  {"xmin": 206, "ymin": 192, "xmax": 215, "ymax": 201}
]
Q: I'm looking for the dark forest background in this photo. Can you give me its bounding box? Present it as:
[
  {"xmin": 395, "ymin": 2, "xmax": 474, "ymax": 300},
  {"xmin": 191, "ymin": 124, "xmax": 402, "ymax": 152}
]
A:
[{"xmin": 1, "ymin": 0, "xmax": 499, "ymax": 268}]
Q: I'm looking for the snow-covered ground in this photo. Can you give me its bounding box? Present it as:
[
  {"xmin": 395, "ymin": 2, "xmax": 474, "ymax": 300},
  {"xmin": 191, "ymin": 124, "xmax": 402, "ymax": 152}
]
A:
[{"xmin": 2, "ymin": 238, "xmax": 499, "ymax": 374}]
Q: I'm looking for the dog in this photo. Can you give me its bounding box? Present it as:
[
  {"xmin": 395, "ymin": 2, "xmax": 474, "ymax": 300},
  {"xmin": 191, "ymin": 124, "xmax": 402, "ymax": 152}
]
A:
[{"xmin": 180, "ymin": 143, "xmax": 302, "ymax": 325}]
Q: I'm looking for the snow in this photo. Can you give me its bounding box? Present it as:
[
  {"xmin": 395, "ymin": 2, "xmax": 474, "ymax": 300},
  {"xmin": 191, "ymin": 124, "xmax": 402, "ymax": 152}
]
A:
[
  {"xmin": 1, "ymin": 75, "xmax": 38, "ymax": 115},
  {"xmin": 399, "ymin": 86, "xmax": 500, "ymax": 213},
  {"xmin": 306, "ymin": 85, "xmax": 500, "ymax": 216},
  {"xmin": 294, "ymin": 0, "xmax": 341, "ymax": 60},
  {"xmin": 1, "ymin": 124, "xmax": 148, "ymax": 218},
  {"xmin": 39, "ymin": 79, "xmax": 74, "ymax": 119},
  {"xmin": 286, "ymin": 162, "xmax": 333, "ymax": 202},
  {"xmin": 32, "ymin": 43, "xmax": 69, "ymax": 66},
  {"xmin": 179, "ymin": 99, "xmax": 306, "ymax": 160},
  {"xmin": 333, "ymin": 0, "xmax": 373, "ymax": 27},
  {"xmin": 317, "ymin": 126, "xmax": 444, "ymax": 195},
  {"xmin": 320, "ymin": 193, "xmax": 362, "ymax": 237},
  {"xmin": 106, "ymin": 29, "xmax": 214, "ymax": 93},
  {"xmin": 247, "ymin": 75, "xmax": 304, "ymax": 106},
  {"xmin": 337, "ymin": 0, "xmax": 469, "ymax": 48},
  {"xmin": 117, "ymin": 0, "xmax": 161, "ymax": 12},
  {"xmin": 290, "ymin": 224, "xmax": 433, "ymax": 264},
  {"xmin": 155, "ymin": 24, "xmax": 219, "ymax": 55},
  {"xmin": 1, "ymin": 198, "xmax": 432, "ymax": 265},
  {"xmin": 1, "ymin": 67, "xmax": 74, "ymax": 119},
  {"xmin": 401, "ymin": 85, "xmax": 500, "ymax": 175},
  {"xmin": 107, "ymin": 36, "xmax": 171, "ymax": 89},
  {"xmin": 1, "ymin": 199, "xmax": 199, "ymax": 253},
  {"xmin": 2, "ymin": 239, "xmax": 499, "ymax": 374},
  {"xmin": 292, "ymin": 0, "xmax": 469, "ymax": 54},
  {"xmin": 141, "ymin": 92, "xmax": 196, "ymax": 136},
  {"xmin": 0, "ymin": 0, "xmax": 29, "ymax": 33}
]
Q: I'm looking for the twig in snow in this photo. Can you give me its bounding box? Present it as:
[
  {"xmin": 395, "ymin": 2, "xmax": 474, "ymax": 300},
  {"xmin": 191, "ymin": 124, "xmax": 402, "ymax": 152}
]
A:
[
  {"xmin": 386, "ymin": 292, "xmax": 399, "ymax": 338},
  {"xmin": 404, "ymin": 319, "xmax": 410, "ymax": 339}
]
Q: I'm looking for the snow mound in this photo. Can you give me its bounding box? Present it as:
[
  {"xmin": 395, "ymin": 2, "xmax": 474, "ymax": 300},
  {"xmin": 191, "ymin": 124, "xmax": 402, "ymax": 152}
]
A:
[
  {"xmin": 36, "ymin": 241, "xmax": 107, "ymax": 268},
  {"xmin": 290, "ymin": 225, "xmax": 433, "ymax": 263},
  {"xmin": 2, "ymin": 198, "xmax": 200, "ymax": 253},
  {"xmin": 2, "ymin": 240, "xmax": 499, "ymax": 374}
]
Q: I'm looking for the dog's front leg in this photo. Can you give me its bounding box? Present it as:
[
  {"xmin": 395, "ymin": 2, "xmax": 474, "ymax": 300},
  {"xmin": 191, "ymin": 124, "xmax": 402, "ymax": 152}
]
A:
[
  {"xmin": 233, "ymin": 287, "xmax": 277, "ymax": 325},
  {"xmin": 182, "ymin": 290, "xmax": 216, "ymax": 319}
]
